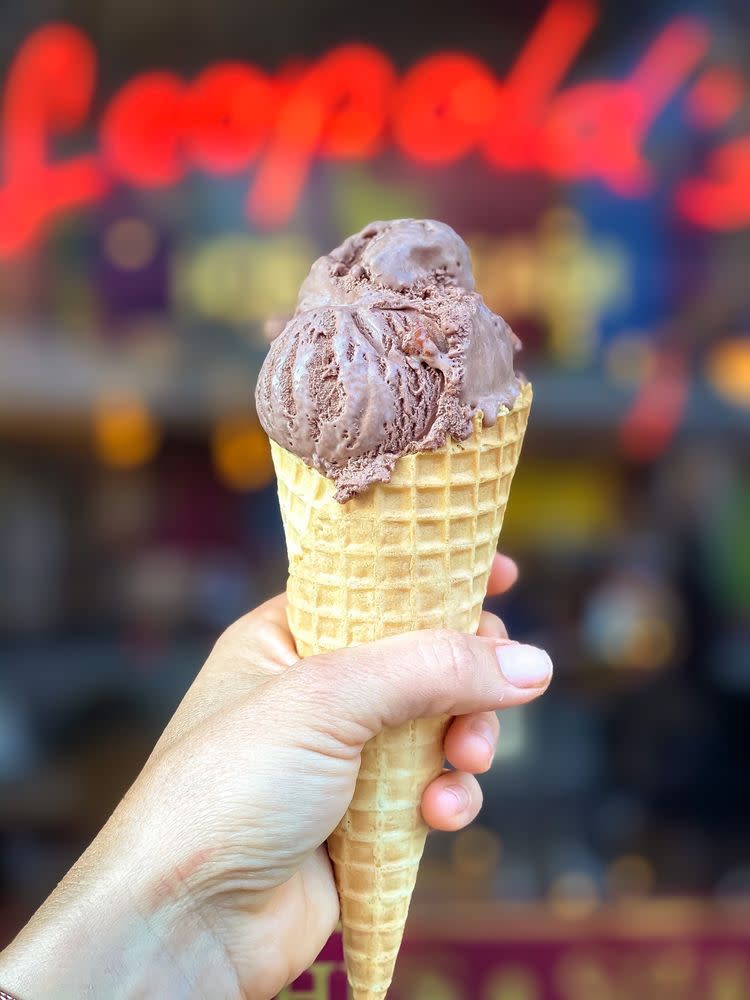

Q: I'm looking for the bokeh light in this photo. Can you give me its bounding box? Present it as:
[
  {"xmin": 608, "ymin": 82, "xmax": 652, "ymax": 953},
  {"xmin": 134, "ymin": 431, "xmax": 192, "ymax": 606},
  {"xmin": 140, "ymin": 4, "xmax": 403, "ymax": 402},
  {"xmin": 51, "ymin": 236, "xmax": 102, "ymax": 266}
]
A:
[
  {"xmin": 212, "ymin": 416, "xmax": 274, "ymax": 491},
  {"xmin": 555, "ymin": 952, "xmax": 612, "ymax": 1000},
  {"xmin": 400, "ymin": 969, "xmax": 461, "ymax": 1000},
  {"xmin": 451, "ymin": 826, "xmax": 502, "ymax": 880},
  {"xmin": 502, "ymin": 462, "xmax": 620, "ymax": 550},
  {"xmin": 177, "ymin": 235, "xmax": 314, "ymax": 327},
  {"xmin": 92, "ymin": 392, "xmax": 161, "ymax": 468},
  {"xmin": 547, "ymin": 871, "xmax": 600, "ymax": 920},
  {"xmin": 470, "ymin": 210, "xmax": 630, "ymax": 370},
  {"xmin": 707, "ymin": 337, "xmax": 750, "ymax": 408},
  {"xmin": 582, "ymin": 574, "xmax": 682, "ymax": 670},
  {"xmin": 483, "ymin": 966, "xmax": 540, "ymax": 1000}
]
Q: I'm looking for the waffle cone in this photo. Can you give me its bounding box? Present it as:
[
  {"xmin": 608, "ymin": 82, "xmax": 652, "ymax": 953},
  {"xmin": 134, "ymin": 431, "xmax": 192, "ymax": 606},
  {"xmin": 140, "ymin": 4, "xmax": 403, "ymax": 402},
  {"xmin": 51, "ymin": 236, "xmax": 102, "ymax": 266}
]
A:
[{"xmin": 271, "ymin": 381, "xmax": 531, "ymax": 998}]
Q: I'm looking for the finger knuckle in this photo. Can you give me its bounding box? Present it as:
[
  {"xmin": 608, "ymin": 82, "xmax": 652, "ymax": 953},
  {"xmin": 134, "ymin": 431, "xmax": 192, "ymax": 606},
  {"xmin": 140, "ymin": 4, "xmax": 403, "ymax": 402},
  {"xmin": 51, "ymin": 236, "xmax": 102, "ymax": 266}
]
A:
[
  {"xmin": 427, "ymin": 629, "xmax": 478, "ymax": 689},
  {"xmin": 215, "ymin": 612, "xmax": 254, "ymax": 650},
  {"xmin": 283, "ymin": 656, "xmax": 326, "ymax": 703},
  {"xmin": 285, "ymin": 655, "xmax": 346, "ymax": 714}
]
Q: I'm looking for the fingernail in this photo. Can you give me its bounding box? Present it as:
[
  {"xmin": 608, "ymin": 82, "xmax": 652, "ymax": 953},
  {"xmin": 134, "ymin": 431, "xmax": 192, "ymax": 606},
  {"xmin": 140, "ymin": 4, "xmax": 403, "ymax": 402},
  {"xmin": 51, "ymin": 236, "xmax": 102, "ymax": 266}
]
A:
[
  {"xmin": 443, "ymin": 784, "xmax": 470, "ymax": 812},
  {"xmin": 469, "ymin": 718, "xmax": 495, "ymax": 762},
  {"xmin": 496, "ymin": 643, "xmax": 552, "ymax": 688}
]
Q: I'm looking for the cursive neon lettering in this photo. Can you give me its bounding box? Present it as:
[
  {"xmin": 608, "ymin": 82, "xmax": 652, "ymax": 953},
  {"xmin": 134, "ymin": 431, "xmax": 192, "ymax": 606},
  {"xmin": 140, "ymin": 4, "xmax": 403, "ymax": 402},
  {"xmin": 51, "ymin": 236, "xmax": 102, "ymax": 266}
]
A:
[
  {"xmin": 0, "ymin": 23, "xmax": 105, "ymax": 255},
  {"xmin": 0, "ymin": 6, "xmax": 749, "ymax": 257}
]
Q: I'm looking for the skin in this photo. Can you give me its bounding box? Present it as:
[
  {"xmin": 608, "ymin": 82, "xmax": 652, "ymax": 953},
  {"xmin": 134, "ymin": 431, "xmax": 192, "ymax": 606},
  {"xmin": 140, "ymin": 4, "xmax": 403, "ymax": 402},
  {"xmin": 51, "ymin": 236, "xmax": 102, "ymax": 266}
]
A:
[{"xmin": 0, "ymin": 554, "xmax": 552, "ymax": 1000}]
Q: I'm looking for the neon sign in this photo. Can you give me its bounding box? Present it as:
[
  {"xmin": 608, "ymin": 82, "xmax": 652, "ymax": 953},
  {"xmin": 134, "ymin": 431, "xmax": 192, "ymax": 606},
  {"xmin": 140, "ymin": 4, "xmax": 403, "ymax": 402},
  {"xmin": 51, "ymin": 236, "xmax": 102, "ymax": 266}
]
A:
[{"xmin": 1, "ymin": 0, "xmax": 750, "ymax": 257}]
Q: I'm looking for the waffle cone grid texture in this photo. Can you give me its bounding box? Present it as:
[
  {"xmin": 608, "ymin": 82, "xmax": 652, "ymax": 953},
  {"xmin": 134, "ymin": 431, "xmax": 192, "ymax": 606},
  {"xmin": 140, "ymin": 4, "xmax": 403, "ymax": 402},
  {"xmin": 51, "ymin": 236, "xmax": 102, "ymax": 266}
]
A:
[{"xmin": 271, "ymin": 381, "xmax": 531, "ymax": 998}]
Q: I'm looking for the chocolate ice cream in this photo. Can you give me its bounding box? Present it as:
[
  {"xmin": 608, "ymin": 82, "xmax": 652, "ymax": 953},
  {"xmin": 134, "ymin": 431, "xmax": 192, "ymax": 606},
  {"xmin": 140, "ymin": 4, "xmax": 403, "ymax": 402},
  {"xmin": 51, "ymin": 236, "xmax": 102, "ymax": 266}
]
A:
[{"xmin": 255, "ymin": 219, "xmax": 523, "ymax": 501}]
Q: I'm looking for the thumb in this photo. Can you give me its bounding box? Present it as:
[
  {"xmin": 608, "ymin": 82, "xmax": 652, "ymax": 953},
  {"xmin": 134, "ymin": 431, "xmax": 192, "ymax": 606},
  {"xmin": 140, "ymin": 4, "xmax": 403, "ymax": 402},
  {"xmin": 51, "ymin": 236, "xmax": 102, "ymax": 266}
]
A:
[{"xmin": 274, "ymin": 629, "xmax": 552, "ymax": 747}]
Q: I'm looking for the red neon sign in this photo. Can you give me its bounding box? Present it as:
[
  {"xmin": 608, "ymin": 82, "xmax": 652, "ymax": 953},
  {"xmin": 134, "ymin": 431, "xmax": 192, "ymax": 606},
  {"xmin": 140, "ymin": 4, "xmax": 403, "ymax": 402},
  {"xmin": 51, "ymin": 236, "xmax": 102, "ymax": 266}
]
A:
[
  {"xmin": 0, "ymin": 25, "xmax": 106, "ymax": 254},
  {"xmin": 0, "ymin": 2, "xmax": 749, "ymax": 257}
]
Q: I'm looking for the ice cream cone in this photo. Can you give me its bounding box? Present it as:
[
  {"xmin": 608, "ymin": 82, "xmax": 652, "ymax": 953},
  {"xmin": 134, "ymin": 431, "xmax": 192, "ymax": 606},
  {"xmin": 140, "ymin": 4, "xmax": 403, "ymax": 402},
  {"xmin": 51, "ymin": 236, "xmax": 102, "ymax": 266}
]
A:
[{"xmin": 271, "ymin": 381, "xmax": 531, "ymax": 998}]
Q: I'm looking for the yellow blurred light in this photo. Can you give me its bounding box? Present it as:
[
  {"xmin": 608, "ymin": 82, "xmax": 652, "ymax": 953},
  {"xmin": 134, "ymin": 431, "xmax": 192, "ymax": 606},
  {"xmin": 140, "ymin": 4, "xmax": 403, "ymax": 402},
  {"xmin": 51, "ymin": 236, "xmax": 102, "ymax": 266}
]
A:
[
  {"xmin": 469, "ymin": 210, "xmax": 630, "ymax": 370},
  {"xmin": 539, "ymin": 206, "xmax": 585, "ymax": 241},
  {"xmin": 405, "ymin": 971, "xmax": 461, "ymax": 1000},
  {"xmin": 555, "ymin": 952, "xmax": 613, "ymax": 1000},
  {"xmin": 332, "ymin": 166, "xmax": 430, "ymax": 238},
  {"xmin": 179, "ymin": 235, "xmax": 314, "ymax": 328},
  {"xmin": 606, "ymin": 854, "xmax": 654, "ymax": 900},
  {"xmin": 451, "ymin": 825, "xmax": 501, "ymax": 879},
  {"xmin": 502, "ymin": 462, "xmax": 619, "ymax": 548},
  {"xmin": 606, "ymin": 333, "xmax": 656, "ymax": 386},
  {"xmin": 483, "ymin": 967, "xmax": 540, "ymax": 1000},
  {"xmin": 548, "ymin": 871, "xmax": 599, "ymax": 920},
  {"xmin": 93, "ymin": 393, "xmax": 160, "ymax": 468},
  {"xmin": 105, "ymin": 218, "xmax": 157, "ymax": 271},
  {"xmin": 470, "ymin": 234, "xmax": 538, "ymax": 316},
  {"xmin": 710, "ymin": 956, "xmax": 749, "ymax": 997},
  {"xmin": 650, "ymin": 947, "xmax": 697, "ymax": 994},
  {"xmin": 212, "ymin": 418, "xmax": 274, "ymax": 492},
  {"xmin": 707, "ymin": 338, "xmax": 750, "ymax": 408}
]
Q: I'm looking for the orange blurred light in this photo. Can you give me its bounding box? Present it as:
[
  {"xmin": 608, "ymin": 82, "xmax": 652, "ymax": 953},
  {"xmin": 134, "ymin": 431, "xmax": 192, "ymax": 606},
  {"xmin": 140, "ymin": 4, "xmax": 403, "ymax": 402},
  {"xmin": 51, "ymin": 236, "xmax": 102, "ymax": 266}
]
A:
[
  {"xmin": 93, "ymin": 393, "xmax": 160, "ymax": 468},
  {"xmin": 628, "ymin": 616, "xmax": 676, "ymax": 669},
  {"xmin": 707, "ymin": 337, "xmax": 750, "ymax": 408},
  {"xmin": 212, "ymin": 417, "xmax": 274, "ymax": 492}
]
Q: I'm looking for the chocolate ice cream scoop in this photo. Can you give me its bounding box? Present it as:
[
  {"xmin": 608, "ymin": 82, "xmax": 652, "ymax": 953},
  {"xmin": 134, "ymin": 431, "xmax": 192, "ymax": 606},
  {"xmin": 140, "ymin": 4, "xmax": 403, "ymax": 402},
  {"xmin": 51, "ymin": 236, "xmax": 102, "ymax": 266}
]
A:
[{"xmin": 255, "ymin": 219, "xmax": 522, "ymax": 501}]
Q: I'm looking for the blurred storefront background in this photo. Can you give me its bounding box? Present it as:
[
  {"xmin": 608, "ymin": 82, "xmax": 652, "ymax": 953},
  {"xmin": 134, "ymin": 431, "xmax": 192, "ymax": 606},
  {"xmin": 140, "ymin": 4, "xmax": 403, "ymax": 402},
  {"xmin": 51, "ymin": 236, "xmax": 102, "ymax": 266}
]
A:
[{"xmin": 0, "ymin": 0, "xmax": 749, "ymax": 996}]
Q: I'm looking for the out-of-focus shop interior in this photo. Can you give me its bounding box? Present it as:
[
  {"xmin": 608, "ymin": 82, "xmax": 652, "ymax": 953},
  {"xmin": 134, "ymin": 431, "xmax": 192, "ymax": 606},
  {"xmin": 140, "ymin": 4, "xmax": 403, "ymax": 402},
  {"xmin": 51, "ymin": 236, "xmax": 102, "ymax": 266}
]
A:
[{"xmin": 0, "ymin": 1, "xmax": 749, "ymax": 996}]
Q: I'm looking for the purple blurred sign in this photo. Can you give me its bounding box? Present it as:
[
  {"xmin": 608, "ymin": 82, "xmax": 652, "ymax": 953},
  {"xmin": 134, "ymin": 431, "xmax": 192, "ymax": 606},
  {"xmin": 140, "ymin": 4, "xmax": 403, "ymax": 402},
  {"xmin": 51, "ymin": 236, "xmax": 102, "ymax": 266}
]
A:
[{"xmin": 278, "ymin": 905, "xmax": 750, "ymax": 999}]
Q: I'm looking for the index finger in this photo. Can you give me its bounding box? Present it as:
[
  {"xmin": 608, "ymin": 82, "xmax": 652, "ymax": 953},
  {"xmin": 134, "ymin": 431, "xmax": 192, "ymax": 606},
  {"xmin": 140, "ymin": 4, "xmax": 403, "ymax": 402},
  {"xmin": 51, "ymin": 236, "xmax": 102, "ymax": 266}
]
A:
[
  {"xmin": 240, "ymin": 592, "xmax": 299, "ymax": 667},
  {"xmin": 486, "ymin": 553, "xmax": 519, "ymax": 597}
]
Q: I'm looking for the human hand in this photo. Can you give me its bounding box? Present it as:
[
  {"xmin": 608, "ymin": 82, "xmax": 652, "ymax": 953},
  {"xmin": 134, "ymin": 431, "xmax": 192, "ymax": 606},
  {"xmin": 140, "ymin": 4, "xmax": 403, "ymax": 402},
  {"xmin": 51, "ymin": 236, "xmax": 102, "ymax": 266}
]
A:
[{"xmin": 0, "ymin": 555, "xmax": 552, "ymax": 1000}]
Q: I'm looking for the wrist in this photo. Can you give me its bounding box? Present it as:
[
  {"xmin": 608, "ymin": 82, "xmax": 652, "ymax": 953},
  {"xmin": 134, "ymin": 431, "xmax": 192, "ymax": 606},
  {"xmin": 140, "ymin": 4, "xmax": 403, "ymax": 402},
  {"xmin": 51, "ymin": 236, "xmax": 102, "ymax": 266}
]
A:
[{"xmin": 0, "ymin": 844, "xmax": 240, "ymax": 1000}]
